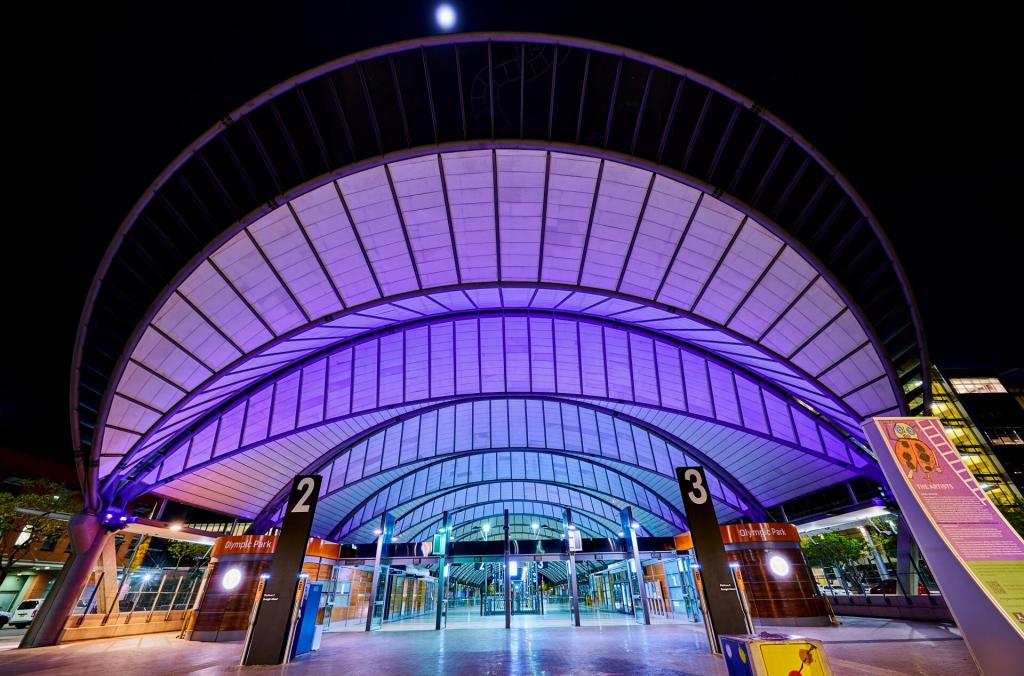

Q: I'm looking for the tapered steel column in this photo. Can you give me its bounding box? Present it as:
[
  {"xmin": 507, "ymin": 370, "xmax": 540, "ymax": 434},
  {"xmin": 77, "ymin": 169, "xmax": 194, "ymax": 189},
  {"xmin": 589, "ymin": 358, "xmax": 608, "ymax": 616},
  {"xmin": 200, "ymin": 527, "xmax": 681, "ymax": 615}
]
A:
[{"xmin": 21, "ymin": 512, "xmax": 111, "ymax": 648}]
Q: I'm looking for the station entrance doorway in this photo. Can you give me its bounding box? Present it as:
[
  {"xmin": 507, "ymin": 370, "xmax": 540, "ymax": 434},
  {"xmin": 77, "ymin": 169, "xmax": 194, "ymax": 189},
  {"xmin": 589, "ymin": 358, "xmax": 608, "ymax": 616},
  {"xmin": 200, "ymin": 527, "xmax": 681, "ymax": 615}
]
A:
[{"xmin": 317, "ymin": 548, "xmax": 702, "ymax": 632}]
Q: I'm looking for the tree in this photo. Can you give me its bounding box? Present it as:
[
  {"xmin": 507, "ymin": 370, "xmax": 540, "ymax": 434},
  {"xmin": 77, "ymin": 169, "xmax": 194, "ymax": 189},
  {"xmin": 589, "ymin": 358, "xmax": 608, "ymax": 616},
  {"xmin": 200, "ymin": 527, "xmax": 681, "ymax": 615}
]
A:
[
  {"xmin": 166, "ymin": 541, "xmax": 210, "ymax": 570},
  {"xmin": 801, "ymin": 532, "xmax": 866, "ymax": 564},
  {"xmin": 0, "ymin": 479, "xmax": 80, "ymax": 586},
  {"xmin": 801, "ymin": 531, "xmax": 869, "ymax": 592}
]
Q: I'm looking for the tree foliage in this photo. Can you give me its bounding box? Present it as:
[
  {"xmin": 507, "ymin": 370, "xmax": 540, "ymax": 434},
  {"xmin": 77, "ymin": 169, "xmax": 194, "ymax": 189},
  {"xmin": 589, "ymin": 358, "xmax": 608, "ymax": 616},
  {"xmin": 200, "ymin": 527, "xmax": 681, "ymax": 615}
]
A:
[
  {"xmin": 0, "ymin": 479, "xmax": 80, "ymax": 585},
  {"xmin": 166, "ymin": 541, "xmax": 210, "ymax": 569},
  {"xmin": 800, "ymin": 532, "xmax": 866, "ymax": 565}
]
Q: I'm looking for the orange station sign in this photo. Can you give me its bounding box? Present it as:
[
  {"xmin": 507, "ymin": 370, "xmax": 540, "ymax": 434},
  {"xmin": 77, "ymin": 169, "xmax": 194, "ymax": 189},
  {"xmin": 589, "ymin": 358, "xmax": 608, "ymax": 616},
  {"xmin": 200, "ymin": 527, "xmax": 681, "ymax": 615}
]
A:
[
  {"xmin": 673, "ymin": 522, "xmax": 799, "ymax": 551},
  {"xmin": 211, "ymin": 534, "xmax": 342, "ymax": 559}
]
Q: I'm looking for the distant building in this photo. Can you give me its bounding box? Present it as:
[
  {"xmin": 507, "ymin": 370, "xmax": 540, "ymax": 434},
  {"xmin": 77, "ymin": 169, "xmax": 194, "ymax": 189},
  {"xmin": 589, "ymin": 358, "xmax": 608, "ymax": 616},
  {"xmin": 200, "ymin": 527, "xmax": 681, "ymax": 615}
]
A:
[{"xmin": 936, "ymin": 367, "xmax": 1024, "ymax": 496}]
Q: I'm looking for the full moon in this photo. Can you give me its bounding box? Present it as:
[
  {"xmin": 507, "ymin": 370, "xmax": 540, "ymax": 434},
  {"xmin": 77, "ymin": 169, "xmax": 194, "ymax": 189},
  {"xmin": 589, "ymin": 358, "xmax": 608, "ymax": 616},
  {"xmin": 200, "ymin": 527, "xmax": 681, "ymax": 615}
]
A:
[{"xmin": 435, "ymin": 4, "xmax": 456, "ymax": 31}]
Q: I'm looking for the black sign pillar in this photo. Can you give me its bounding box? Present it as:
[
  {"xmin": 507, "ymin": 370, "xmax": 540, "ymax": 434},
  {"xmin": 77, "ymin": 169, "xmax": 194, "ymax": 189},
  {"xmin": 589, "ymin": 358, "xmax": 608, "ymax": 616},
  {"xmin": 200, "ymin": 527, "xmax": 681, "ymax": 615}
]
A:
[
  {"xmin": 676, "ymin": 466, "xmax": 748, "ymax": 651},
  {"xmin": 242, "ymin": 474, "xmax": 321, "ymax": 666}
]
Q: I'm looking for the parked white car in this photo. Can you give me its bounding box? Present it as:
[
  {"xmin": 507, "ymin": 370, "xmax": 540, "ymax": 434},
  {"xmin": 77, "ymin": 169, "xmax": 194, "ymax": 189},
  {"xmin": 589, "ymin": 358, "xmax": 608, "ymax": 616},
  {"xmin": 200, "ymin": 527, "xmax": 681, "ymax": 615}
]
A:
[{"xmin": 10, "ymin": 598, "xmax": 44, "ymax": 629}]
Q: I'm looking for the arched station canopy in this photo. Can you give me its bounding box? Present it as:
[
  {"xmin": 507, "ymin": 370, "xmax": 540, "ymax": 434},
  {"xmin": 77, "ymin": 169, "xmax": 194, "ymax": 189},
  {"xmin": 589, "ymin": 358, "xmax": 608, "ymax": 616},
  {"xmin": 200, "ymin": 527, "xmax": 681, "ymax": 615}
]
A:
[{"xmin": 72, "ymin": 34, "xmax": 928, "ymax": 541}]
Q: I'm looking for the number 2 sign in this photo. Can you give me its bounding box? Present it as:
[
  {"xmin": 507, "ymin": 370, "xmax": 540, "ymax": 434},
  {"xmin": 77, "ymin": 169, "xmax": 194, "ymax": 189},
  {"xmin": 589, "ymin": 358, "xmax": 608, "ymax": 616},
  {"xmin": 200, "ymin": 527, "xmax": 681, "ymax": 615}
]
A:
[{"xmin": 242, "ymin": 474, "xmax": 322, "ymax": 666}]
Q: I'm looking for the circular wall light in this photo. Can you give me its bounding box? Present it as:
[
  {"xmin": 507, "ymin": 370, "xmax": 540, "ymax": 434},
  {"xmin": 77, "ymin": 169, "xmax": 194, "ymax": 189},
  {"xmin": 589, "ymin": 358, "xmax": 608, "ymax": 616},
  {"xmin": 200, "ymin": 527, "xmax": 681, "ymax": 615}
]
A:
[
  {"xmin": 222, "ymin": 567, "xmax": 243, "ymax": 590},
  {"xmin": 768, "ymin": 555, "xmax": 791, "ymax": 577}
]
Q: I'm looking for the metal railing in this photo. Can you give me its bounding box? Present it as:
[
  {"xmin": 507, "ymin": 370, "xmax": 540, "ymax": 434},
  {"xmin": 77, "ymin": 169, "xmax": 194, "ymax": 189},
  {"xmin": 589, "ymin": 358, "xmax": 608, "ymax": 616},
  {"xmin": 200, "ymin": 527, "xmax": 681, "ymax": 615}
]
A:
[{"xmin": 71, "ymin": 569, "xmax": 203, "ymax": 627}]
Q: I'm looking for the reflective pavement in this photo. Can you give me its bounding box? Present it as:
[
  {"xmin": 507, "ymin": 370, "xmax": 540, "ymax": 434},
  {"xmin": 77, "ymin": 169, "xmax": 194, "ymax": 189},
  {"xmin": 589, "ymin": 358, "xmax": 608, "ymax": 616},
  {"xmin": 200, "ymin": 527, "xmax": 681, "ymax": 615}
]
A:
[{"xmin": 0, "ymin": 617, "xmax": 977, "ymax": 675}]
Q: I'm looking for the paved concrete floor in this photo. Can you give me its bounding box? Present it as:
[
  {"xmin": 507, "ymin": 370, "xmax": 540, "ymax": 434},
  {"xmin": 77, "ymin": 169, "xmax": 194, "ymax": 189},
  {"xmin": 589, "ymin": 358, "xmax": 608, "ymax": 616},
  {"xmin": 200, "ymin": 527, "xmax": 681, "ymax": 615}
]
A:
[{"xmin": 0, "ymin": 617, "xmax": 976, "ymax": 675}]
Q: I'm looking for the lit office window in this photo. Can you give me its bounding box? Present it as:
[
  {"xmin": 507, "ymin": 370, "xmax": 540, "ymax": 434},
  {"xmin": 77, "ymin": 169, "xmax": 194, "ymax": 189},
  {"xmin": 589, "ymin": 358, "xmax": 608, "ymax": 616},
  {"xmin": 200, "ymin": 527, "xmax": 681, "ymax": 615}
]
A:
[
  {"xmin": 988, "ymin": 430, "xmax": 1024, "ymax": 446},
  {"xmin": 950, "ymin": 377, "xmax": 1007, "ymax": 394}
]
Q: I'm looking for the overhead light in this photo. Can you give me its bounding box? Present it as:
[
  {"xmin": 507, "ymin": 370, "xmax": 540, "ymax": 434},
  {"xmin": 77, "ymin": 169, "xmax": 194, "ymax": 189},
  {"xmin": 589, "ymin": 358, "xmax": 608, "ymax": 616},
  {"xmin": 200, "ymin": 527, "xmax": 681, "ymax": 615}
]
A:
[
  {"xmin": 531, "ymin": 523, "xmax": 539, "ymax": 530},
  {"xmin": 482, "ymin": 523, "xmax": 491, "ymax": 533},
  {"xmin": 630, "ymin": 522, "xmax": 640, "ymax": 530},
  {"xmin": 434, "ymin": 3, "xmax": 457, "ymax": 31},
  {"xmin": 168, "ymin": 523, "xmax": 183, "ymax": 532},
  {"xmin": 373, "ymin": 528, "xmax": 383, "ymax": 536}
]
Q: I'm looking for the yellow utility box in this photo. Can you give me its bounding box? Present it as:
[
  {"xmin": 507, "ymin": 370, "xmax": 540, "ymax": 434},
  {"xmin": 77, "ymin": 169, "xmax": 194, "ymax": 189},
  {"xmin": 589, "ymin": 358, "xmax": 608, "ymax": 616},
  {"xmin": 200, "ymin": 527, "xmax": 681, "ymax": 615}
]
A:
[{"xmin": 721, "ymin": 632, "xmax": 832, "ymax": 676}]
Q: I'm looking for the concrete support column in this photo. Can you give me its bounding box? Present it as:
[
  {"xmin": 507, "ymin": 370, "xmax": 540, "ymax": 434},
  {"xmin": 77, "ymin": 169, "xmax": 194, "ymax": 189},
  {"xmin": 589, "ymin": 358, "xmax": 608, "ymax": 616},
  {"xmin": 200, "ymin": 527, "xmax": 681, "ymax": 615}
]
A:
[{"xmin": 20, "ymin": 512, "xmax": 111, "ymax": 648}]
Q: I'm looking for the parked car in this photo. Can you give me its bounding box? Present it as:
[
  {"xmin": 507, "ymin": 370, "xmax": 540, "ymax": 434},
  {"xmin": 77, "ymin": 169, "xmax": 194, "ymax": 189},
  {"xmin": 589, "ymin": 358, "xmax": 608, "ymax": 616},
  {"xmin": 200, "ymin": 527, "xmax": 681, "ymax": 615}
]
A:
[
  {"xmin": 869, "ymin": 579, "xmax": 928, "ymax": 595},
  {"xmin": 10, "ymin": 598, "xmax": 44, "ymax": 628},
  {"xmin": 0, "ymin": 609, "xmax": 11, "ymax": 629},
  {"xmin": 817, "ymin": 582, "xmax": 847, "ymax": 595}
]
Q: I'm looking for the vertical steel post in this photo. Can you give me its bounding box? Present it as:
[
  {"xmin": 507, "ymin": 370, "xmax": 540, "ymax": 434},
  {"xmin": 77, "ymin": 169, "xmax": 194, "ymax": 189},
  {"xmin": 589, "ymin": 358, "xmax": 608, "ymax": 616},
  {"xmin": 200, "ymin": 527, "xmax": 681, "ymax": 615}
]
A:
[
  {"xmin": 565, "ymin": 508, "xmax": 581, "ymax": 627},
  {"xmin": 435, "ymin": 511, "xmax": 451, "ymax": 630},
  {"xmin": 503, "ymin": 509, "xmax": 511, "ymax": 629},
  {"xmin": 164, "ymin": 575, "xmax": 185, "ymax": 621},
  {"xmin": 364, "ymin": 513, "xmax": 394, "ymax": 631},
  {"xmin": 620, "ymin": 507, "xmax": 650, "ymax": 625},
  {"xmin": 146, "ymin": 574, "xmax": 168, "ymax": 622}
]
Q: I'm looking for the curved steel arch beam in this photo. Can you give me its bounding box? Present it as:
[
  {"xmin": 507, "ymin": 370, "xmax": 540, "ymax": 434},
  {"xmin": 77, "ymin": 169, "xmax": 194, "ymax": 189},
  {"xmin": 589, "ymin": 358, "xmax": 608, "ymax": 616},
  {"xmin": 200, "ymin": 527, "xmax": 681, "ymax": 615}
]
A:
[
  {"xmin": 150, "ymin": 389, "xmax": 866, "ymax": 530},
  {"xmin": 74, "ymin": 35, "xmax": 930, "ymax": 510},
  {"xmin": 397, "ymin": 501, "xmax": 621, "ymax": 543},
  {"xmin": 108, "ymin": 285, "xmax": 867, "ymax": 476},
  {"xmin": 319, "ymin": 448, "xmax": 689, "ymax": 538},
  {"xmin": 332, "ymin": 480, "xmax": 674, "ymax": 544},
  {"xmin": 447, "ymin": 514, "xmax": 609, "ymax": 541},
  {"xmin": 107, "ymin": 312, "xmax": 874, "ymax": 506},
  {"xmin": 86, "ymin": 148, "xmax": 900, "ymax": 504},
  {"xmin": 326, "ymin": 465, "xmax": 686, "ymax": 543},
  {"xmin": 401, "ymin": 507, "xmax": 615, "ymax": 543},
  {"xmin": 227, "ymin": 396, "xmax": 767, "ymax": 534},
  {"xmin": 74, "ymin": 36, "xmax": 926, "ymax": 480}
]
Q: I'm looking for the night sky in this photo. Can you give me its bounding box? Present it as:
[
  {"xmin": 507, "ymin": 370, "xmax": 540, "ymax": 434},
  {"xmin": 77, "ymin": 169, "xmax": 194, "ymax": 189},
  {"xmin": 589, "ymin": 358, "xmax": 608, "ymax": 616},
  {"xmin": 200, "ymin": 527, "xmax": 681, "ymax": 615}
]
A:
[{"xmin": 3, "ymin": 2, "xmax": 1020, "ymax": 466}]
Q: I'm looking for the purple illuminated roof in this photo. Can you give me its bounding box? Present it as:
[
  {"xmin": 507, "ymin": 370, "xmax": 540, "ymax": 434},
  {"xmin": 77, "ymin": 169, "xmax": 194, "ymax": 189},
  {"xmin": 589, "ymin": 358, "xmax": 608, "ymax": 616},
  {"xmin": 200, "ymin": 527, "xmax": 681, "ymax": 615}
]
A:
[{"xmin": 74, "ymin": 35, "xmax": 928, "ymax": 539}]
